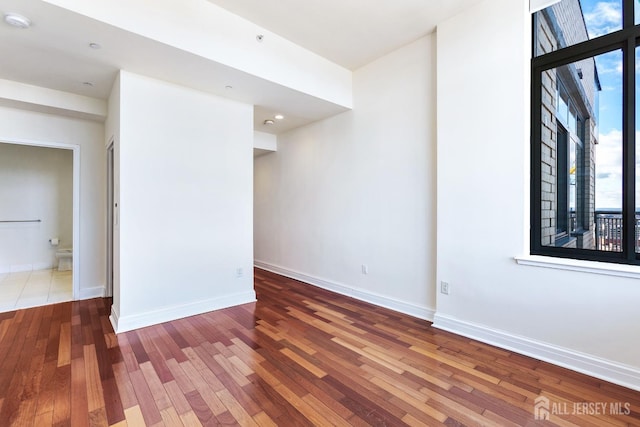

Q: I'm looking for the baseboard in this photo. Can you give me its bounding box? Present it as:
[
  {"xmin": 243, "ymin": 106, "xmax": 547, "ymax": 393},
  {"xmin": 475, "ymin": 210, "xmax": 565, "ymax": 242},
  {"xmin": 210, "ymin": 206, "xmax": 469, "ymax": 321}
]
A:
[
  {"xmin": 109, "ymin": 308, "xmax": 119, "ymax": 335},
  {"xmin": 254, "ymin": 260, "xmax": 435, "ymax": 321},
  {"xmin": 433, "ymin": 313, "xmax": 640, "ymax": 392},
  {"xmin": 33, "ymin": 262, "xmax": 53, "ymax": 271},
  {"xmin": 111, "ymin": 290, "xmax": 257, "ymax": 333},
  {"xmin": 10, "ymin": 263, "xmax": 35, "ymax": 273},
  {"xmin": 0, "ymin": 263, "xmax": 54, "ymax": 274},
  {"xmin": 78, "ymin": 286, "xmax": 105, "ymax": 300}
]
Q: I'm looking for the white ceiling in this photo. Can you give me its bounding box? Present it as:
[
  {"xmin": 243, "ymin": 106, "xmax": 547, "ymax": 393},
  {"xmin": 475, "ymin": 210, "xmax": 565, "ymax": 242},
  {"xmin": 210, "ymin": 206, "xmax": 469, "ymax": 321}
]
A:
[
  {"xmin": 206, "ymin": 0, "xmax": 483, "ymax": 70},
  {"xmin": 0, "ymin": 0, "xmax": 482, "ymax": 133}
]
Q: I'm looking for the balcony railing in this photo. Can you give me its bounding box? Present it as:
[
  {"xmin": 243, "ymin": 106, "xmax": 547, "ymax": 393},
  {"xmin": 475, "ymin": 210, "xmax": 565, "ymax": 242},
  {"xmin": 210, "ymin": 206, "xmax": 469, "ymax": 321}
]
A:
[{"xmin": 594, "ymin": 210, "xmax": 640, "ymax": 252}]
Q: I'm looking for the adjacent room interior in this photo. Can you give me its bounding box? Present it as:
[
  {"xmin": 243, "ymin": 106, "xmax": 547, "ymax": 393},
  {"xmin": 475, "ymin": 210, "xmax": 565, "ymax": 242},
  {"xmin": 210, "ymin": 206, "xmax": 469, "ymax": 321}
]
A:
[
  {"xmin": 0, "ymin": 142, "xmax": 74, "ymax": 310},
  {"xmin": 0, "ymin": 0, "xmax": 639, "ymax": 425}
]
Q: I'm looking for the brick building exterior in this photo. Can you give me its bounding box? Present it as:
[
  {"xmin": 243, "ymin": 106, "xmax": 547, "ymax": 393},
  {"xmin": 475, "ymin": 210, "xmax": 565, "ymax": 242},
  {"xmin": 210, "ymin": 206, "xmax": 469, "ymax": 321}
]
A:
[{"xmin": 536, "ymin": 0, "xmax": 599, "ymax": 249}]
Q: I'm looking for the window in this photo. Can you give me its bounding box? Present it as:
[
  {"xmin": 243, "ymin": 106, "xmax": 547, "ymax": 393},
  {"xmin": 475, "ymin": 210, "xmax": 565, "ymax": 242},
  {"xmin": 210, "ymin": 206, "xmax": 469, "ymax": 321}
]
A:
[{"xmin": 532, "ymin": 0, "xmax": 639, "ymax": 264}]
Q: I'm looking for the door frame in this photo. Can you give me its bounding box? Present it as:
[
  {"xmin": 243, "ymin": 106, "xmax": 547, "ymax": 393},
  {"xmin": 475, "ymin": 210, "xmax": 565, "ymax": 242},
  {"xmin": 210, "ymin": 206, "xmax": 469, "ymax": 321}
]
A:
[{"xmin": 106, "ymin": 140, "xmax": 114, "ymax": 298}]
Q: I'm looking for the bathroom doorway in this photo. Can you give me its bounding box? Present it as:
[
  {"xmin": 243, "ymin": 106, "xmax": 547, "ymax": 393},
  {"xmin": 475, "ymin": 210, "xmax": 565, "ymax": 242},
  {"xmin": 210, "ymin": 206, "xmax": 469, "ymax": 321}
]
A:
[{"xmin": 0, "ymin": 140, "xmax": 79, "ymax": 312}]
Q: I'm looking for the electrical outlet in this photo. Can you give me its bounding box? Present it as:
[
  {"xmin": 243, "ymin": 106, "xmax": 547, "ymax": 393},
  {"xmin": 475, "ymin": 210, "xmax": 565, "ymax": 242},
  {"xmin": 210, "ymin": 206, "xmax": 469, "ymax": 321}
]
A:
[
  {"xmin": 361, "ymin": 264, "xmax": 368, "ymax": 275},
  {"xmin": 440, "ymin": 281, "xmax": 449, "ymax": 295}
]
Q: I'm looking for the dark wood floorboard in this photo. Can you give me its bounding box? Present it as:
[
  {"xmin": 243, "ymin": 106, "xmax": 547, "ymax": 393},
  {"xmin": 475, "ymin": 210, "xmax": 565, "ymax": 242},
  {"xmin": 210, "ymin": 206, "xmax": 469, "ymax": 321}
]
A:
[{"xmin": 0, "ymin": 267, "xmax": 638, "ymax": 426}]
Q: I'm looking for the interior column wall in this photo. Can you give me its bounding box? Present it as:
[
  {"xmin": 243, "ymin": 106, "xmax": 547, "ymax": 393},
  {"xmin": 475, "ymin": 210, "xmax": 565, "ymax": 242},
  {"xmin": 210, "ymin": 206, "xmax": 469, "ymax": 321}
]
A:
[{"xmin": 112, "ymin": 71, "xmax": 256, "ymax": 332}]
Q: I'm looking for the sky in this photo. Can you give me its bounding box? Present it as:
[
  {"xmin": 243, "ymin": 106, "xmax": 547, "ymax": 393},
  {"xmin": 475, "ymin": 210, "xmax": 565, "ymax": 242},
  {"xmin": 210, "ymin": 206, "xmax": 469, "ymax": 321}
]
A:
[{"xmin": 578, "ymin": 0, "xmax": 639, "ymax": 209}]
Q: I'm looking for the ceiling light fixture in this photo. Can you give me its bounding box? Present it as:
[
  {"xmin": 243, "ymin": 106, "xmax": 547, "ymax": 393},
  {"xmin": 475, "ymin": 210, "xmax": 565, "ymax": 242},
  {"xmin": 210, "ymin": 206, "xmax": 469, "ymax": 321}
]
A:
[
  {"xmin": 4, "ymin": 13, "xmax": 31, "ymax": 29},
  {"xmin": 82, "ymin": 82, "xmax": 94, "ymax": 87},
  {"xmin": 89, "ymin": 42, "xmax": 101, "ymax": 49},
  {"xmin": 274, "ymin": 114, "xmax": 284, "ymax": 120},
  {"xmin": 263, "ymin": 119, "xmax": 274, "ymax": 125}
]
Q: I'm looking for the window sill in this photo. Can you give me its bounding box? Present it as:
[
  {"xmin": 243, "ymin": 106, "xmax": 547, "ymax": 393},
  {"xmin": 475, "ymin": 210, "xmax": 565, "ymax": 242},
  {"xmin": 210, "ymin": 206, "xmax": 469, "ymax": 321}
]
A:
[{"xmin": 514, "ymin": 255, "xmax": 640, "ymax": 279}]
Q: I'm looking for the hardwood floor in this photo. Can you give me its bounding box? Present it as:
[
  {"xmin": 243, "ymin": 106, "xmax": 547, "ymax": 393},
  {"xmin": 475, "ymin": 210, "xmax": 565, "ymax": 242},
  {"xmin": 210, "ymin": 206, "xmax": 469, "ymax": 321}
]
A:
[{"xmin": 0, "ymin": 268, "xmax": 639, "ymax": 426}]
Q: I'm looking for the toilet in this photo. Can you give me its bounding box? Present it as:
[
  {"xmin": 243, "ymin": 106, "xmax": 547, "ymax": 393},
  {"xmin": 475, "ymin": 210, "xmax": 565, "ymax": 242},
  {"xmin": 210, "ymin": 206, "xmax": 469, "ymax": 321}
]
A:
[{"xmin": 55, "ymin": 249, "xmax": 73, "ymax": 271}]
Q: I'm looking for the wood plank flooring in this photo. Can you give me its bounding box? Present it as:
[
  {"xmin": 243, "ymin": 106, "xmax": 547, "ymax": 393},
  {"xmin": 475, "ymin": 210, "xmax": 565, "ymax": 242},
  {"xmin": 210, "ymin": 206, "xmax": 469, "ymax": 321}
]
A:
[{"xmin": 0, "ymin": 267, "xmax": 639, "ymax": 426}]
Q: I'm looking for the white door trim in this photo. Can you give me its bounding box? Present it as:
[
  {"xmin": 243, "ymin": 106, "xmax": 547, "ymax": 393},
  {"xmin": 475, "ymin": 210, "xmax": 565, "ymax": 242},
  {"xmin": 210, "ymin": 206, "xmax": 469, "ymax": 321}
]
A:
[{"xmin": 106, "ymin": 139, "xmax": 114, "ymax": 298}]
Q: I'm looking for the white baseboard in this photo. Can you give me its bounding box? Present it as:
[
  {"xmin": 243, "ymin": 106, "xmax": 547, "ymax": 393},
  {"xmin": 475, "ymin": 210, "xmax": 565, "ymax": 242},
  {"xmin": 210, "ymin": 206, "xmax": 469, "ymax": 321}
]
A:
[
  {"xmin": 10, "ymin": 264, "xmax": 35, "ymax": 273},
  {"xmin": 254, "ymin": 260, "xmax": 435, "ymax": 321},
  {"xmin": 0, "ymin": 263, "xmax": 51, "ymax": 273},
  {"xmin": 78, "ymin": 286, "xmax": 105, "ymax": 300},
  {"xmin": 0, "ymin": 263, "xmax": 56, "ymax": 273},
  {"xmin": 111, "ymin": 290, "xmax": 257, "ymax": 333},
  {"xmin": 109, "ymin": 308, "xmax": 119, "ymax": 335},
  {"xmin": 33, "ymin": 262, "xmax": 53, "ymax": 271},
  {"xmin": 433, "ymin": 313, "xmax": 640, "ymax": 392}
]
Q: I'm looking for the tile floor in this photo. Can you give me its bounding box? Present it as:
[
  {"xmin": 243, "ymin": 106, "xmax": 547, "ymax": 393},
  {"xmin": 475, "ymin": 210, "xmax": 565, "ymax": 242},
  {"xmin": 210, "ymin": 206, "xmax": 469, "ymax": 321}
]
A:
[{"xmin": 0, "ymin": 269, "xmax": 72, "ymax": 313}]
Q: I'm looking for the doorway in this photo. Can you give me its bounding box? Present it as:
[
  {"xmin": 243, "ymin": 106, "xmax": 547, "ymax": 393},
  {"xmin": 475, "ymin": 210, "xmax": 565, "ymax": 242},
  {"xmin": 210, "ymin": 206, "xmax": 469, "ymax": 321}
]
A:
[{"xmin": 0, "ymin": 140, "xmax": 80, "ymax": 311}]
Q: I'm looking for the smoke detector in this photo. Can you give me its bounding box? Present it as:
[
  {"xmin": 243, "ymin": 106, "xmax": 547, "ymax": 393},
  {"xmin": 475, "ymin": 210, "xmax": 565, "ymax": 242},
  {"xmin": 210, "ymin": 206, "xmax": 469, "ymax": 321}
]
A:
[{"xmin": 4, "ymin": 13, "xmax": 31, "ymax": 29}]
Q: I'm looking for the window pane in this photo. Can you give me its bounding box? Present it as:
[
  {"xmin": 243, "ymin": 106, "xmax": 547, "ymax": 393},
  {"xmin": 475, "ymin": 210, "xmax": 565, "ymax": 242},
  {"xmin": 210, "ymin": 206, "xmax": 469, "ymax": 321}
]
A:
[
  {"xmin": 540, "ymin": 50, "xmax": 622, "ymax": 250},
  {"xmin": 534, "ymin": 0, "xmax": 622, "ymax": 57}
]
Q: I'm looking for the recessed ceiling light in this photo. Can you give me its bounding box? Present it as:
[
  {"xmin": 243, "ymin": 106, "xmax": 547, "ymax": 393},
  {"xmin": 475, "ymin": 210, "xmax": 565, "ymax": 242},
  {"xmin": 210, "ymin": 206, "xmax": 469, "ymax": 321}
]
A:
[
  {"xmin": 89, "ymin": 42, "xmax": 101, "ymax": 49},
  {"xmin": 4, "ymin": 13, "xmax": 31, "ymax": 29},
  {"xmin": 82, "ymin": 82, "xmax": 94, "ymax": 87},
  {"xmin": 225, "ymin": 85, "xmax": 233, "ymax": 90},
  {"xmin": 274, "ymin": 114, "xmax": 284, "ymax": 120},
  {"xmin": 263, "ymin": 119, "xmax": 274, "ymax": 125}
]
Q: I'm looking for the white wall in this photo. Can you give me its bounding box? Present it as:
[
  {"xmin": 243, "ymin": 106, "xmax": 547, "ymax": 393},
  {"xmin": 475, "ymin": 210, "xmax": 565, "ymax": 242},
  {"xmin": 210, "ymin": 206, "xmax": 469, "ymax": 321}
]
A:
[
  {"xmin": 254, "ymin": 36, "xmax": 437, "ymax": 319},
  {"xmin": 111, "ymin": 71, "xmax": 255, "ymax": 332},
  {"xmin": 435, "ymin": 0, "xmax": 640, "ymax": 390},
  {"xmin": 253, "ymin": 131, "xmax": 277, "ymax": 151},
  {"xmin": 0, "ymin": 106, "xmax": 106, "ymax": 297},
  {"xmin": 0, "ymin": 143, "xmax": 73, "ymax": 272}
]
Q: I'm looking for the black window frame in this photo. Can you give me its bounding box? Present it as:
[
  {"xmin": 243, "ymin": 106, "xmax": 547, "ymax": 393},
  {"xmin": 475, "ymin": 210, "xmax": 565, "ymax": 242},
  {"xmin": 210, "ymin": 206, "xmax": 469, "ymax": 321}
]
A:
[
  {"xmin": 555, "ymin": 122, "xmax": 570, "ymax": 241},
  {"xmin": 531, "ymin": 0, "xmax": 640, "ymax": 265}
]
